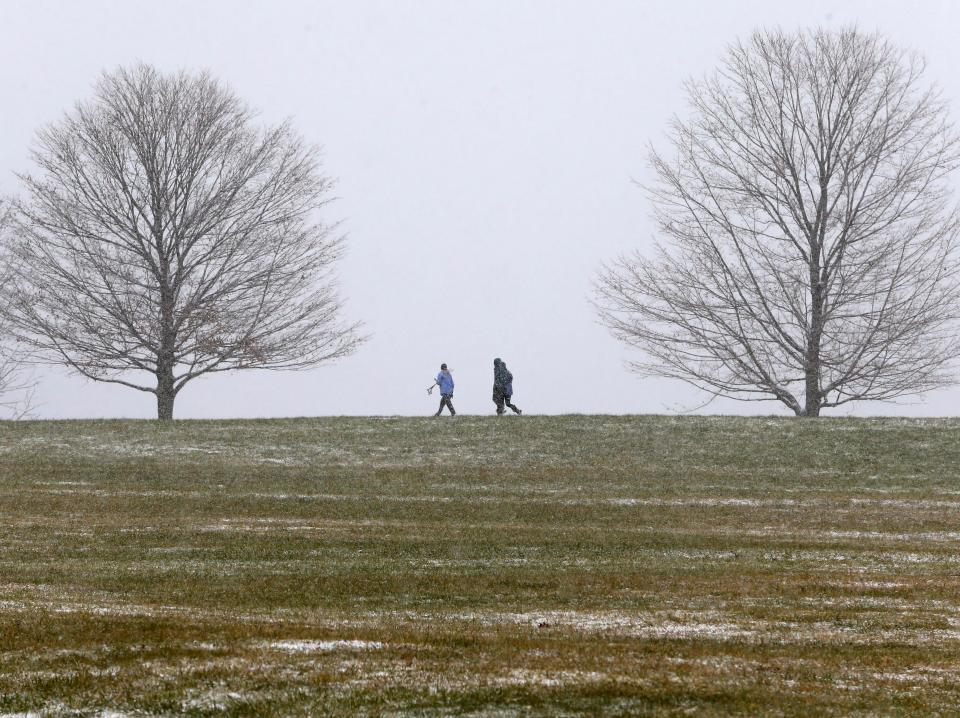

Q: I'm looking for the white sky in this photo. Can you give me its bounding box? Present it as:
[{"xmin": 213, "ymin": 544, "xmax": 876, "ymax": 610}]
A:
[{"xmin": 2, "ymin": 0, "xmax": 960, "ymax": 418}]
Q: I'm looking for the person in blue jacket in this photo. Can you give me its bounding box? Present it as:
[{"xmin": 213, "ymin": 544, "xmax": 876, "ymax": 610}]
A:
[
  {"xmin": 492, "ymin": 358, "xmax": 522, "ymax": 415},
  {"xmin": 429, "ymin": 363, "xmax": 456, "ymax": 416}
]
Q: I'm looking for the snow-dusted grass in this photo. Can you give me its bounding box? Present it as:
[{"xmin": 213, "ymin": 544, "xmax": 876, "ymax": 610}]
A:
[{"xmin": 1, "ymin": 415, "xmax": 960, "ymax": 715}]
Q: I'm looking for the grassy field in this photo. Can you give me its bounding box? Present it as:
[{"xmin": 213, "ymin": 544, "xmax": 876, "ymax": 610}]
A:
[{"xmin": 1, "ymin": 415, "xmax": 960, "ymax": 716}]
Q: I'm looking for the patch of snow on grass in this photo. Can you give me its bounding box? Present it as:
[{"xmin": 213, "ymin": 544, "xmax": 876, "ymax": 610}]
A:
[
  {"xmin": 500, "ymin": 668, "xmax": 610, "ymax": 687},
  {"xmin": 468, "ymin": 610, "xmax": 755, "ymax": 640},
  {"xmin": 182, "ymin": 687, "xmax": 249, "ymax": 711},
  {"xmin": 265, "ymin": 639, "xmax": 384, "ymax": 652},
  {"xmin": 604, "ymin": 497, "xmax": 779, "ymax": 507},
  {"xmin": 34, "ymin": 480, "xmax": 92, "ymax": 486},
  {"xmin": 0, "ymin": 711, "xmax": 133, "ymax": 718}
]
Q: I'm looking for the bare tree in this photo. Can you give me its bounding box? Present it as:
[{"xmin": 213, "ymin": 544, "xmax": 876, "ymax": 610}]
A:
[
  {"xmin": 596, "ymin": 28, "xmax": 960, "ymax": 417},
  {"xmin": 0, "ymin": 199, "xmax": 36, "ymax": 418},
  {"xmin": 3, "ymin": 64, "xmax": 363, "ymax": 419}
]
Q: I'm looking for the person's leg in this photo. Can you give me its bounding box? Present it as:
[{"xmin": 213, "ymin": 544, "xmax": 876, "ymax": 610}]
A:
[
  {"xmin": 493, "ymin": 391, "xmax": 504, "ymax": 415},
  {"xmin": 435, "ymin": 396, "xmax": 445, "ymax": 416},
  {"xmin": 443, "ymin": 394, "xmax": 456, "ymax": 415},
  {"xmin": 505, "ymin": 395, "xmax": 521, "ymax": 414}
]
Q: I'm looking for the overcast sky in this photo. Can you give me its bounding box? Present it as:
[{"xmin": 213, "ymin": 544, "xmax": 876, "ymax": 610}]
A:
[{"xmin": 3, "ymin": 0, "xmax": 960, "ymax": 418}]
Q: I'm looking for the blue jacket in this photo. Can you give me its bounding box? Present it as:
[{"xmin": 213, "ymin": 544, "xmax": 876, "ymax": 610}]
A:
[{"xmin": 436, "ymin": 370, "xmax": 454, "ymax": 395}]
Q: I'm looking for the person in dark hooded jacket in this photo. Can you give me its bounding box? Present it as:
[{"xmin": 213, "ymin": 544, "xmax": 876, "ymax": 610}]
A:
[{"xmin": 492, "ymin": 358, "xmax": 522, "ymax": 415}]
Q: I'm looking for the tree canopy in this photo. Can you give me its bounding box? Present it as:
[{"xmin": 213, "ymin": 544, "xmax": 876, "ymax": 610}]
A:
[
  {"xmin": 3, "ymin": 64, "xmax": 363, "ymax": 419},
  {"xmin": 596, "ymin": 28, "xmax": 960, "ymax": 416}
]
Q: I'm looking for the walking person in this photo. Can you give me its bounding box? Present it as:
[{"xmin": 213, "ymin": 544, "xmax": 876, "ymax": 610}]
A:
[
  {"xmin": 492, "ymin": 358, "xmax": 522, "ymax": 415},
  {"xmin": 429, "ymin": 363, "xmax": 456, "ymax": 416}
]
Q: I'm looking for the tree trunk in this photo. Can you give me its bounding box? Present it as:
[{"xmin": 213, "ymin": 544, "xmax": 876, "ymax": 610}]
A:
[
  {"xmin": 156, "ymin": 250, "xmax": 176, "ymax": 420},
  {"xmin": 803, "ymin": 251, "xmax": 824, "ymax": 417},
  {"xmin": 802, "ymin": 330, "xmax": 821, "ymax": 416},
  {"xmin": 156, "ymin": 360, "xmax": 176, "ymax": 420},
  {"xmin": 156, "ymin": 387, "xmax": 175, "ymax": 420},
  {"xmin": 801, "ymin": 397, "xmax": 820, "ymax": 417}
]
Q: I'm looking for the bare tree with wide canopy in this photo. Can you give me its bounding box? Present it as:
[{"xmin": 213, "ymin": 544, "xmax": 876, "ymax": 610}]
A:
[
  {"xmin": 4, "ymin": 64, "xmax": 363, "ymax": 419},
  {"xmin": 596, "ymin": 28, "xmax": 960, "ymax": 416}
]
